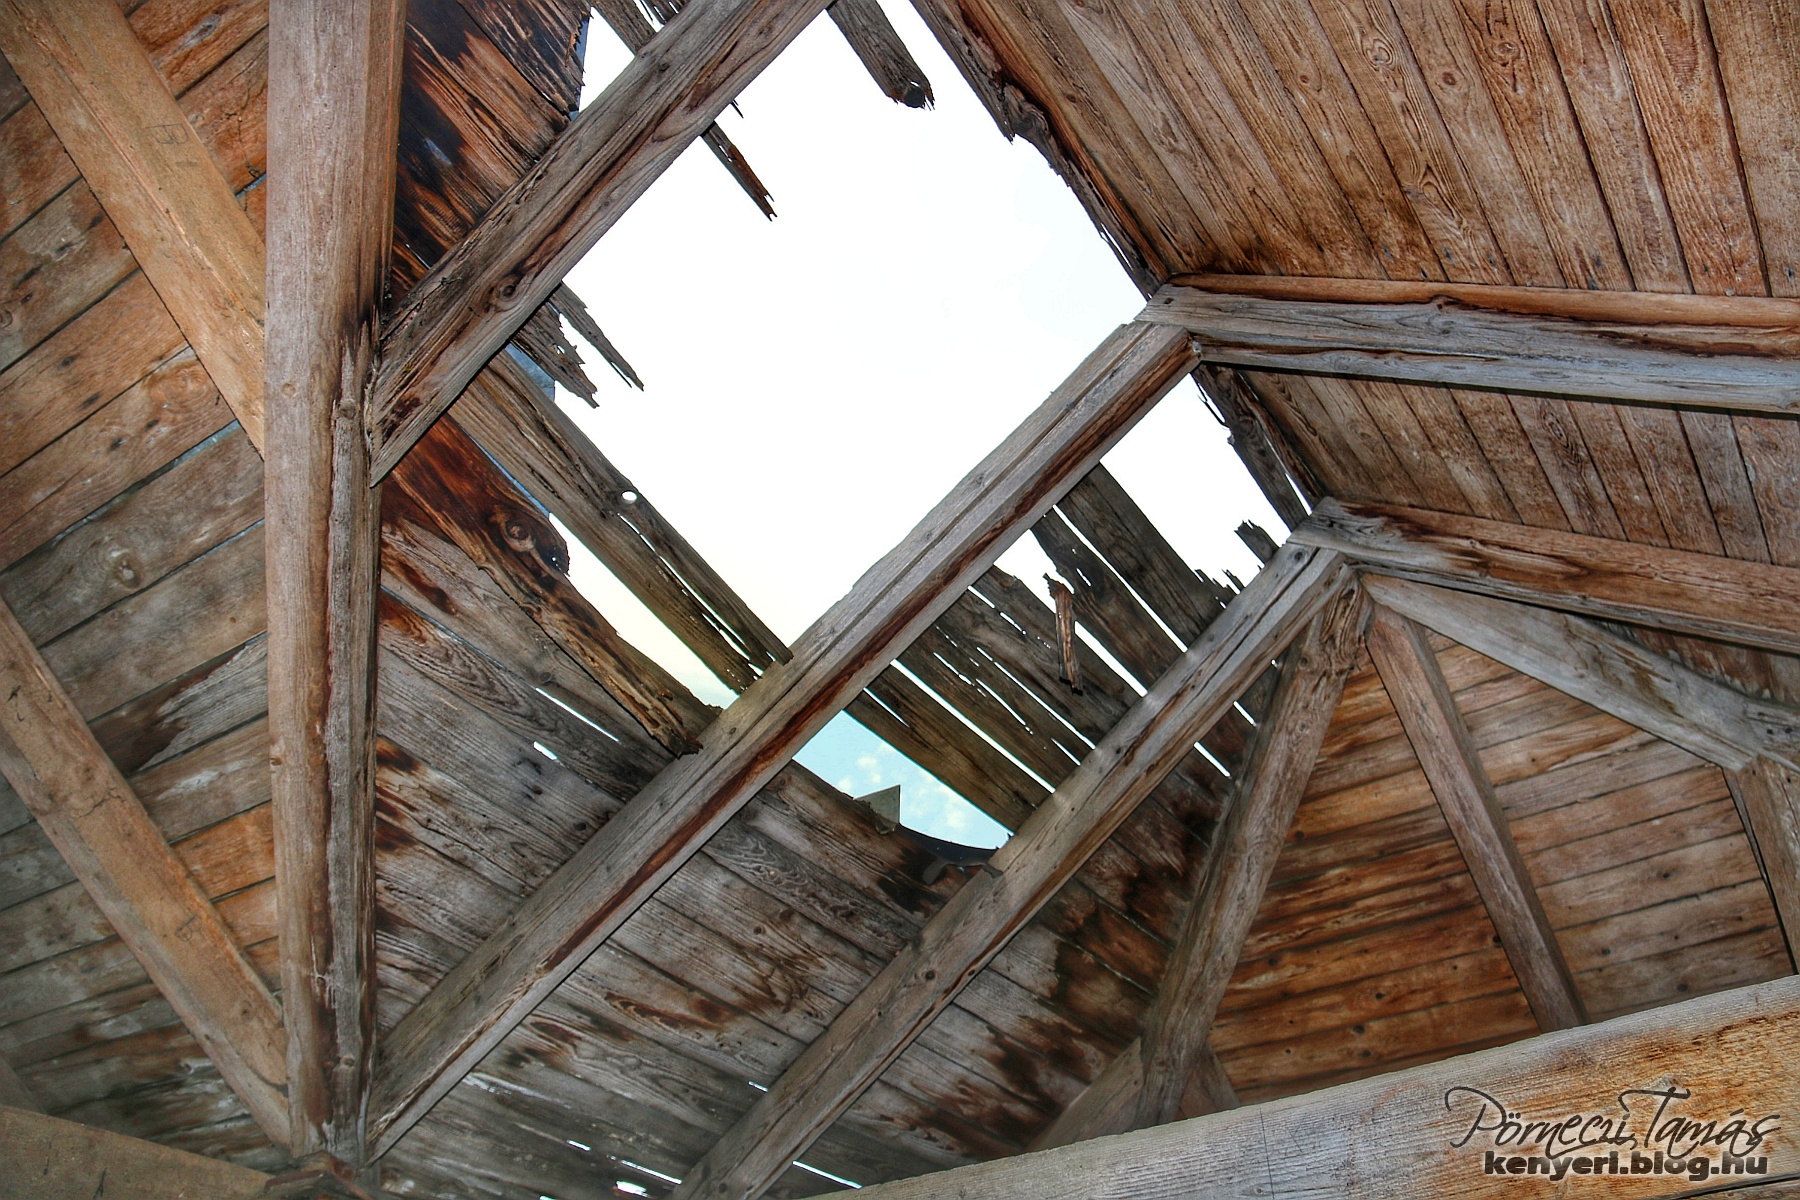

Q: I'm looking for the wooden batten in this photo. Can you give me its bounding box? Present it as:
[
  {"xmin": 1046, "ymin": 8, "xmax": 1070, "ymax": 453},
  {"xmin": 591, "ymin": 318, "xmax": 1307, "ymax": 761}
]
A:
[
  {"xmin": 1366, "ymin": 607, "xmax": 1586, "ymax": 1032},
  {"xmin": 0, "ymin": 0, "xmax": 266, "ymax": 448},
  {"xmin": 265, "ymin": 0, "xmax": 406, "ymax": 1162}
]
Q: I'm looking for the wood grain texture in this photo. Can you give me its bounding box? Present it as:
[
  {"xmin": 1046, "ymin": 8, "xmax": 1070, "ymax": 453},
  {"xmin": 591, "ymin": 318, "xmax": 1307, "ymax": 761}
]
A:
[
  {"xmin": 0, "ymin": 1104, "xmax": 269, "ymax": 1200},
  {"xmin": 0, "ymin": 597, "xmax": 285, "ymax": 1143},
  {"xmin": 1366, "ymin": 605, "xmax": 1585, "ymax": 1032},
  {"xmin": 264, "ymin": 0, "xmax": 406, "ymax": 1162},
  {"xmin": 667, "ymin": 545, "xmax": 1346, "ymax": 1200},
  {"xmin": 1136, "ymin": 585, "xmax": 1367, "ymax": 1125},
  {"xmin": 367, "ymin": 321, "xmax": 1197, "ymax": 1157},
  {"xmin": 1144, "ymin": 284, "xmax": 1800, "ymax": 412},
  {"xmin": 1294, "ymin": 498, "xmax": 1800, "ymax": 656},
  {"xmin": 1727, "ymin": 758, "xmax": 1800, "ymax": 966},
  {"xmin": 369, "ymin": 0, "xmax": 839, "ymax": 477},
  {"xmin": 0, "ymin": 0, "xmax": 265, "ymax": 447},
  {"xmin": 829, "ymin": 0, "xmax": 933, "ymax": 106}
]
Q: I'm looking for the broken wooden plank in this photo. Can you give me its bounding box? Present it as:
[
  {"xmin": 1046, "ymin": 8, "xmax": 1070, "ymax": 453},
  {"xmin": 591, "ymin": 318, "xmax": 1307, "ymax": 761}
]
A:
[
  {"xmin": 0, "ymin": 598, "xmax": 285, "ymax": 1144},
  {"xmin": 828, "ymin": 0, "xmax": 933, "ymax": 107},
  {"xmin": 1366, "ymin": 607, "xmax": 1585, "ymax": 1032},
  {"xmin": 370, "ymin": 0, "xmax": 841, "ymax": 477},
  {"xmin": 0, "ymin": 0, "xmax": 265, "ymax": 447},
  {"xmin": 366, "ymin": 320, "xmax": 1198, "ymax": 1156},
  {"xmin": 1362, "ymin": 575, "xmax": 1800, "ymax": 774},
  {"xmin": 666, "ymin": 545, "xmax": 1347, "ymax": 1200},
  {"xmin": 1136, "ymin": 585, "xmax": 1367, "ymax": 1126},
  {"xmin": 1726, "ymin": 759, "xmax": 1800, "ymax": 967},
  {"xmin": 264, "ymin": 0, "xmax": 406, "ymax": 1162},
  {"xmin": 1294, "ymin": 499, "xmax": 1800, "ymax": 656},
  {"xmin": 1146, "ymin": 281, "xmax": 1800, "ymax": 413}
]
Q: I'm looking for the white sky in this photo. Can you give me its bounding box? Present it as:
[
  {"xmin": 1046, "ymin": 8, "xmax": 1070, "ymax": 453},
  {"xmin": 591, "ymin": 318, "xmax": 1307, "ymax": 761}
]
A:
[{"xmin": 553, "ymin": 0, "xmax": 1282, "ymax": 843}]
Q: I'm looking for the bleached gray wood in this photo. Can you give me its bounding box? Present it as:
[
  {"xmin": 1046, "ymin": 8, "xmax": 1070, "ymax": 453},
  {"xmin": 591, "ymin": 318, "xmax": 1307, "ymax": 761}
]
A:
[
  {"xmin": 367, "ymin": 321, "xmax": 1199, "ymax": 1157},
  {"xmin": 668, "ymin": 545, "xmax": 1349, "ymax": 1200}
]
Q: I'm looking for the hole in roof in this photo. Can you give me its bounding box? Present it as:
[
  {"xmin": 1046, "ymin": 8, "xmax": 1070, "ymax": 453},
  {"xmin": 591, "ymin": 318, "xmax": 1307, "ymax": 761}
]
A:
[{"xmin": 793, "ymin": 1161, "xmax": 862, "ymax": 1189}]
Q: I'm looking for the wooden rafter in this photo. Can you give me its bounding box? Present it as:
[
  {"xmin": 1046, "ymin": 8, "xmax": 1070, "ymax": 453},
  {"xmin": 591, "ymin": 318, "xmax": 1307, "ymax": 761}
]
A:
[
  {"xmin": 1726, "ymin": 760, "xmax": 1800, "ymax": 968},
  {"xmin": 0, "ymin": 598, "xmax": 287, "ymax": 1143},
  {"xmin": 265, "ymin": 0, "xmax": 407, "ymax": 1162},
  {"xmin": 1134, "ymin": 583, "xmax": 1368, "ymax": 1126},
  {"xmin": 668, "ymin": 545, "xmax": 1350, "ymax": 1200},
  {"xmin": 1366, "ymin": 606, "xmax": 1586, "ymax": 1032},
  {"xmin": 1146, "ymin": 280, "xmax": 1800, "ymax": 413},
  {"xmin": 1029, "ymin": 1031, "xmax": 1237, "ymax": 1151},
  {"xmin": 366, "ymin": 321, "xmax": 1199, "ymax": 1157},
  {"xmin": 368, "ymin": 0, "xmax": 843, "ymax": 479},
  {"xmin": 1293, "ymin": 499, "xmax": 1800, "ymax": 656},
  {"xmin": 3, "ymin": 1105, "xmax": 271, "ymax": 1199},
  {"xmin": 839, "ymin": 974, "xmax": 1800, "ymax": 1200},
  {"xmin": 0, "ymin": 0, "xmax": 265, "ymax": 448}
]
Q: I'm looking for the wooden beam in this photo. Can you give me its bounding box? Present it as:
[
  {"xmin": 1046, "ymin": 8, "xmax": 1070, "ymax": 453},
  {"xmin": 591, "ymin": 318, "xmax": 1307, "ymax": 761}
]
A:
[
  {"xmin": 1365, "ymin": 607, "xmax": 1586, "ymax": 1032},
  {"xmin": 668, "ymin": 545, "xmax": 1349, "ymax": 1200},
  {"xmin": 0, "ymin": 0, "xmax": 265, "ymax": 448},
  {"xmin": 1726, "ymin": 759, "xmax": 1800, "ymax": 967},
  {"xmin": 1031, "ymin": 1039, "xmax": 1240, "ymax": 1152},
  {"xmin": 265, "ymin": 0, "xmax": 406, "ymax": 1162},
  {"xmin": 1135, "ymin": 585, "xmax": 1367, "ymax": 1126},
  {"xmin": 1, "ymin": 1105, "xmax": 270, "ymax": 1200},
  {"xmin": 368, "ymin": 0, "xmax": 839, "ymax": 478},
  {"xmin": 828, "ymin": 0, "xmax": 933, "ymax": 106},
  {"xmin": 1293, "ymin": 499, "xmax": 1800, "ymax": 656},
  {"xmin": 843, "ymin": 973, "xmax": 1800, "ymax": 1200},
  {"xmin": 1144, "ymin": 281, "xmax": 1800, "ymax": 413},
  {"xmin": 0, "ymin": 600, "xmax": 287, "ymax": 1143},
  {"xmin": 367, "ymin": 321, "xmax": 1199, "ymax": 1156},
  {"xmin": 1362, "ymin": 575, "xmax": 1800, "ymax": 774}
]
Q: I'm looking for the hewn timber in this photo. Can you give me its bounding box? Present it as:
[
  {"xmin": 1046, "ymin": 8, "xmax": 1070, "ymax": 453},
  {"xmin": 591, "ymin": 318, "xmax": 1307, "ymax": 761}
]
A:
[
  {"xmin": 369, "ymin": 0, "xmax": 842, "ymax": 478},
  {"xmin": 0, "ymin": 599, "xmax": 286, "ymax": 1143},
  {"xmin": 1727, "ymin": 759, "xmax": 1800, "ymax": 965},
  {"xmin": 847, "ymin": 973, "xmax": 1800, "ymax": 1200},
  {"xmin": 1363, "ymin": 575, "xmax": 1800, "ymax": 774},
  {"xmin": 265, "ymin": 0, "xmax": 406, "ymax": 1161},
  {"xmin": 367, "ymin": 321, "xmax": 1199, "ymax": 1156},
  {"xmin": 1135, "ymin": 586, "xmax": 1367, "ymax": 1126},
  {"xmin": 1144, "ymin": 281, "xmax": 1800, "ymax": 412},
  {"xmin": 0, "ymin": 0, "xmax": 265, "ymax": 447},
  {"xmin": 1293, "ymin": 499, "xmax": 1800, "ymax": 656},
  {"xmin": 668, "ymin": 545, "xmax": 1348, "ymax": 1200},
  {"xmin": 0, "ymin": 1105, "xmax": 269, "ymax": 1200},
  {"xmin": 1366, "ymin": 607, "xmax": 1586, "ymax": 1032}
]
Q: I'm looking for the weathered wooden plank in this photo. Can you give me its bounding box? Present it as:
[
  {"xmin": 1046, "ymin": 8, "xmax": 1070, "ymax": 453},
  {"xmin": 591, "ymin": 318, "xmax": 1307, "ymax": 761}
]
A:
[
  {"xmin": 1295, "ymin": 498, "xmax": 1800, "ymax": 655},
  {"xmin": 1145, "ymin": 283, "xmax": 1800, "ymax": 412},
  {"xmin": 0, "ymin": 597, "xmax": 285, "ymax": 1142},
  {"xmin": 1726, "ymin": 758, "xmax": 1800, "ymax": 965},
  {"xmin": 829, "ymin": 0, "xmax": 932, "ymax": 106},
  {"xmin": 667, "ymin": 546, "xmax": 1346, "ymax": 1200},
  {"xmin": 0, "ymin": 1104, "xmax": 268, "ymax": 1200},
  {"xmin": 369, "ymin": 0, "xmax": 844, "ymax": 477},
  {"xmin": 1366, "ymin": 606, "xmax": 1585, "ymax": 1032},
  {"xmin": 368, "ymin": 321, "xmax": 1198, "ymax": 1155},
  {"xmin": 264, "ymin": 0, "xmax": 405, "ymax": 1162},
  {"xmin": 0, "ymin": 0, "xmax": 265, "ymax": 446}
]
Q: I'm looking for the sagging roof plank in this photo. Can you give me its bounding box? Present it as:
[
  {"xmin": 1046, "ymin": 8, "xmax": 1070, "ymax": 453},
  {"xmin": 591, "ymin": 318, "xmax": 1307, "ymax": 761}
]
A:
[
  {"xmin": 1134, "ymin": 584, "xmax": 1368, "ymax": 1127},
  {"xmin": 668, "ymin": 545, "xmax": 1350, "ymax": 1200},
  {"xmin": 0, "ymin": 597, "xmax": 287, "ymax": 1144},
  {"xmin": 1192, "ymin": 364, "xmax": 1313, "ymax": 530},
  {"xmin": 1363, "ymin": 576, "xmax": 1800, "ymax": 774},
  {"xmin": 0, "ymin": 0, "xmax": 267, "ymax": 450},
  {"xmin": 845, "ymin": 972, "xmax": 1800, "ymax": 1200},
  {"xmin": 1365, "ymin": 606, "xmax": 1587, "ymax": 1032},
  {"xmin": 1145, "ymin": 281, "xmax": 1800, "ymax": 414},
  {"xmin": 1725, "ymin": 759, "xmax": 1800, "ymax": 966},
  {"xmin": 369, "ymin": 0, "xmax": 840, "ymax": 480},
  {"xmin": 365, "ymin": 320, "xmax": 1198, "ymax": 1158},
  {"xmin": 264, "ymin": 0, "xmax": 406, "ymax": 1162},
  {"xmin": 1294, "ymin": 499, "xmax": 1800, "ymax": 656}
]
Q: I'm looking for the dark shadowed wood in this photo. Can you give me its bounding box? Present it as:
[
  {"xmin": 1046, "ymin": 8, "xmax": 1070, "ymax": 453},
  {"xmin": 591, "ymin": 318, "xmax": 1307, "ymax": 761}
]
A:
[
  {"xmin": 0, "ymin": 598, "xmax": 285, "ymax": 1142},
  {"xmin": 0, "ymin": 1056, "xmax": 41, "ymax": 1113},
  {"xmin": 1294, "ymin": 499, "xmax": 1800, "ymax": 656},
  {"xmin": 0, "ymin": 1105, "xmax": 269, "ymax": 1200},
  {"xmin": 369, "ymin": 0, "xmax": 842, "ymax": 477},
  {"xmin": 846, "ymin": 974, "xmax": 1800, "ymax": 1200},
  {"xmin": 1031, "ymin": 1037, "xmax": 1238, "ymax": 1152},
  {"xmin": 1136, "ymin": 586, "xmax": 1367, "ymax": 1126},
  {"xmin": 1146, "ymin": 282, "xmax": 1800, "ymax": 412},
  {"xmin": 1366, "ymin": 607, "xmax": 1584, "ymax": 1032},
  {"xmin": 0, "ymin": 0, "xmax": 265, "ymax": 447},
  {"xmin": 367, "ymin": 321, "xmax": 1197, "ymax": 1157},
  {"xmin": 1727, "ymin": 759, "xmax": 1800, "ymax": 966},
  {"xmin": 1363, "ymin": 576, "xmax": 1800, "ymax": 774},
  {"xmin": 265, "ymin": 0, "xmax": 405, "ymax": 1162},
  {"xmin": 667, "ymin": 545, "xmax": 1346, "ymax": 1200}
]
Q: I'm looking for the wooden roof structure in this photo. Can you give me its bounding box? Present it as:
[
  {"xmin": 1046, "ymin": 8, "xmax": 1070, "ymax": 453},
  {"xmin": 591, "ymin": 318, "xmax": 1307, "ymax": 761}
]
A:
[{"xmin": 1, "ymin": 0, "xmax": 1799, "ymax": 1197}]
